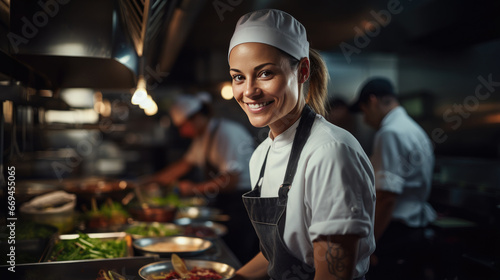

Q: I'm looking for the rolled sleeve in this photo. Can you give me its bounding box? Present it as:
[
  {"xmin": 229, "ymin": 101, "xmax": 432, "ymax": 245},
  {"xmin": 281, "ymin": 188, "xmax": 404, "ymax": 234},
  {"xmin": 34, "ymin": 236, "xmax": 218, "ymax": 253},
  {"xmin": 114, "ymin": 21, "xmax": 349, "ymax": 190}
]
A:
[
  {"xmin": 375, "ymin": 170, "xmax": 404, "ymax": 194},
  {"xmin": 310, "ymin": 219, "xmax": 373, "ymax": 238},
  {"xmin": 371, "ymin": 130, "xmax": 406, "ymax": 193},
  {"xmin": 306, "ymin": 142, "xmax": 375, "ymax": 241}
]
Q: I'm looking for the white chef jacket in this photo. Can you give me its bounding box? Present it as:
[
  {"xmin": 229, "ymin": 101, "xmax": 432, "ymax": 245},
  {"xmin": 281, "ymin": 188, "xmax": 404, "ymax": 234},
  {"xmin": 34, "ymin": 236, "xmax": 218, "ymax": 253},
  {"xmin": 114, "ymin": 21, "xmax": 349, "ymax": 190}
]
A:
[
  {"xmin": 370, "ymin": 107, "xmax": 436, "ymax": 227},
  {"xmin": 185, "ymin": 118, "xmax": 254, "ymax": 191},
  {"xmin": 249, "ymin": 114, "xmax": 376, "ymax": 278}
]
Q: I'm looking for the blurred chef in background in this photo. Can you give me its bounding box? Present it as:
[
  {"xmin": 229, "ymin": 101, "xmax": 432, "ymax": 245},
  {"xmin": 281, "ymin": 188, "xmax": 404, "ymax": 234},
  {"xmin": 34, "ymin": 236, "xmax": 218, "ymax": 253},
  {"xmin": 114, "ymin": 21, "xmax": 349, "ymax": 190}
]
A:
[
  {"xmin": 326, "ymin": 97, "xmax": 355, "ymax": 133},
  {"xmin": 149, "ymin": 92, "xmax": 259, "ymax": 263},
  {"xmin": 351, "ymin": 77, "xmax": 436, "ymax": 280}
]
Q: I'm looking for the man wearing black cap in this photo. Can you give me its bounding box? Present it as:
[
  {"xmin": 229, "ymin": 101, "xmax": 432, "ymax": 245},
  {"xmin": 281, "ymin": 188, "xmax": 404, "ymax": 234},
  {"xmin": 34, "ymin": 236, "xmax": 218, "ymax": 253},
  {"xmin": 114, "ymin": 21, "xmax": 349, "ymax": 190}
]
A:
[{"xmin": 352, "ymin": 77, "xmax": 436, "ymax": 280}]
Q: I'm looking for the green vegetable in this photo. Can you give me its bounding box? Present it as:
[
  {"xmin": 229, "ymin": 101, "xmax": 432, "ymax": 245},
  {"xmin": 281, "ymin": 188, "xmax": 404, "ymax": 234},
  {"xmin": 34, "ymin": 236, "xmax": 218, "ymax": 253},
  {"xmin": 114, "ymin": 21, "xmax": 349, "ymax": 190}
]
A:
[
  {"xmin": 84, "ymin": 198, "xmax": 130, "ymax": 229},
  {"xmin": 13, "ymin": 222, "xmax": 57, "ymax": 240},
  {"xmin": 48, "ymin": 232, "xmax": 127, "ymax": 261},
  {"xmin": 147, "ymin": 192, "xmax": 184, "ymax": 207},
  {"xmin": 85, "ymin": 199, "xmax": 129, "ymax": 220},
  {"xmin": 125, "ymin": 223, "xmax": 181, "ymax": 237},
  {"xmin": 99, "ymin": 201, "xmax": 129, "ymax": 218}
]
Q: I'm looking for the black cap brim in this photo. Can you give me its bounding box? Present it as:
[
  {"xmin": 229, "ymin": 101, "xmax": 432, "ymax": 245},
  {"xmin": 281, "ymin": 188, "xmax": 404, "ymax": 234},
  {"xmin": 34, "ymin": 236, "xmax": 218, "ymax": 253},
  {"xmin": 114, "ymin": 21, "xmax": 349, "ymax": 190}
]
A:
[{"xmin": 349, "ymin": 77, "xmax": 395, "ymax": 113}]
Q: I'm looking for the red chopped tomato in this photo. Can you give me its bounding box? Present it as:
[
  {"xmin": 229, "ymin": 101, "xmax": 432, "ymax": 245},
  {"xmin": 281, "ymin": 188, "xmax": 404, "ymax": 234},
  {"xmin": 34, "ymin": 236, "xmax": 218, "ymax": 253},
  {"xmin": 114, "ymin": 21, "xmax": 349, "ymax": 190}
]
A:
[{"xmin": 163, "ymin": 267, "xmax": 223, "ymax": 280}]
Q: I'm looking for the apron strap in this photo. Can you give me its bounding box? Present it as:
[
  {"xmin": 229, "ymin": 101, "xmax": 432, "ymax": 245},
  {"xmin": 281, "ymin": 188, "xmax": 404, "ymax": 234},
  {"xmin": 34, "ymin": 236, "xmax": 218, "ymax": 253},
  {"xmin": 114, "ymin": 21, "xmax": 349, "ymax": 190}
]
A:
[
  {"xmin": 277, "ymin": 105, "xmax": 316, "ymax": 263},
  {"xmin": 282, "ymin": 105, "xmax": 316, "ymax": 188},
  {"xmin": 255, "ymin": 105, "xmax": 316, "ymax": 196},
  {"xmin": 255, "ymin": 147, "xmax": 271, "ymax": 193}
]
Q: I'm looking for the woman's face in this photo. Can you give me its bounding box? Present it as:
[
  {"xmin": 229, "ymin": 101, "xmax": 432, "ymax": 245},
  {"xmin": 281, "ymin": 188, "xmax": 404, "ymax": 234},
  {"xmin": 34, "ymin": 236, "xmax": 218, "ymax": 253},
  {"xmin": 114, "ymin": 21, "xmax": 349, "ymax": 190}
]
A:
[{"xmin": 229, "ymin": 43, "xmax": 304, "ymax": 137}]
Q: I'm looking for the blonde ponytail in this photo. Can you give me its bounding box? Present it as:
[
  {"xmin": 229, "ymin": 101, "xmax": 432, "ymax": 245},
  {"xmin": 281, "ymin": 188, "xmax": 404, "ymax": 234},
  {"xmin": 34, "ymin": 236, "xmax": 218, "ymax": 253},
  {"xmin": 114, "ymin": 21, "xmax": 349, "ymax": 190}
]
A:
[{"xmin": 305, "ymin": 49, "xmax": 328, "ymax": 117}]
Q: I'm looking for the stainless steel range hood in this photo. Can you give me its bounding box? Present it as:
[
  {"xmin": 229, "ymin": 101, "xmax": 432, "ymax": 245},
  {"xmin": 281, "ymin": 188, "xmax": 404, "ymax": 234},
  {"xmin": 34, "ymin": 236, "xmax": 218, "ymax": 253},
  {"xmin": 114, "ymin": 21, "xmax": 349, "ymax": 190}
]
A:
[{"xmin": 1, "ymin": 0, "xmax": 204, "ymax": 90}]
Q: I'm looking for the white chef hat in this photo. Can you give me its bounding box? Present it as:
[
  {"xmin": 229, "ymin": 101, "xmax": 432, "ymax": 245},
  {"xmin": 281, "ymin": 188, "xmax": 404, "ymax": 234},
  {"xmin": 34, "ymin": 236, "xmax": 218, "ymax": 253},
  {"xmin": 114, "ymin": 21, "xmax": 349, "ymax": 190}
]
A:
[
  {"xmin": 170, "ymin": 92, "xmax": 212, "ymax": 126},
  {"xmin": 228, "ymin": 9, "xmax": 309, "ymax": 61}
]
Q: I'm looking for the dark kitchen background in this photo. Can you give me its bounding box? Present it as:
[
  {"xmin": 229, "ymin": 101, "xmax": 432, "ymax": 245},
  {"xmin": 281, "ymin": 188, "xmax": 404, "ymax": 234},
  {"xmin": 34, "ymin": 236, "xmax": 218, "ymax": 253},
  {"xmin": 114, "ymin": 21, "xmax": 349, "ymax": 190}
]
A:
[{"xmin": 1, "ymin": 0, "xmax": 500, "ymax": 279}]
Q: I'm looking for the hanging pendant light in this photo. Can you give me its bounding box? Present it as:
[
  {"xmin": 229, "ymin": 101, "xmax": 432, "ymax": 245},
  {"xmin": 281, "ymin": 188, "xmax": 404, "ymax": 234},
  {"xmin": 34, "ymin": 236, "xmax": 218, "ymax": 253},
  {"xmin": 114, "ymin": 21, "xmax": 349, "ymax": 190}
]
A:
[{"xmin": 131, "ymin": 75, "xmax": 148, "ymax": 105}]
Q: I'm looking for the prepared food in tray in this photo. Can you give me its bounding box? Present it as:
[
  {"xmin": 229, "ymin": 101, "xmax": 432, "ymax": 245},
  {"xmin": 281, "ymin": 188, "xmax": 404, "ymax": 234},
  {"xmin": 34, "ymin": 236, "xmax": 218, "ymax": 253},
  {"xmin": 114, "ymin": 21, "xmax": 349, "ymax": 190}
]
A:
[
  {"xmin": 44, "ymin": 232, "xmax": 132, "ymax": 262},
  {"xmin": 139, "ymin": 259, "xmax": 235, "ymax": 280},
  {"xmin": 162, "ymin": 267, "xmax": 223, "ymax": 279}
]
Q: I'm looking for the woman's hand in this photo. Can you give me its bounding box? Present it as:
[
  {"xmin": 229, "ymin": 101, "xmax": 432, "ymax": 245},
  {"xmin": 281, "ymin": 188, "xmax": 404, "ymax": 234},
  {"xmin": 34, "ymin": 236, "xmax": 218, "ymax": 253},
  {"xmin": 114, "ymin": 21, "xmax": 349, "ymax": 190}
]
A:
[{"xmin": 234, "ymin": 252, "xmax": 269, "ymax": 280}]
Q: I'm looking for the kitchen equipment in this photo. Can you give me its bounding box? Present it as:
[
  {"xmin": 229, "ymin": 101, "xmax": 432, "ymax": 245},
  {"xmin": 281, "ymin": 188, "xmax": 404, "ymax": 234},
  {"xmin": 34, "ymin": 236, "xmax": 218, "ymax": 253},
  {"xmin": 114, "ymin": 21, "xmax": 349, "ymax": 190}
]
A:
[
  {"xmin": 43, "ymin": 232, "xmax": 133, "ymax": 262},
  {"xmin": 180, "ymin": 196, "xmax": 208, "ymax": 207},
  {"xmin": 128, "ymin": 205, "xmax": 178, "ymax": 223},
  {"xmin": 138, "ymin": 259, "xmax": 236, "ymax": 280},
  {"xmin": 171, "ymin": 253, "xmax": 190, "ymax": 279},
  {"xmin": 15, "ymin": 180, "xmax": 64, "ymax": 205},
  {"xmin": 127, "ymin": 182, "xmax": 179, "ymax": 222},
  {"xmin": 0, "ymin": 222, "xmax": 58, "ymax": 264},
  {"xmin": 175, "ymin": 206, "xmax": 227, "ymax": 221},
  {"xmin": 82, "ymin": 197, "xmax": 130, "ymax": 231},
  {"xmin": 133, "ymin": 236, "xmax": 213, "ymax": 257},
  {"xmin": 175, "ymin": 218, "xmax": 228, "ymax": 237},
  {"xmin": 0, "ymin": 256, "xmax": 158, "ymax": 280},
  {"xmin": 20, "ymin": 191, "xmax": 77, "ymax": 233},
  {"xmin": 63, "ymin": 177, "xmax": 137, "ymax": 207},
  {"xmin": 101, "ymin": 270, "xmax": 127, "ymax": 280},
  {"xmin": 134, "ymin": 184, "xmax": 149, "ymax": 209}
]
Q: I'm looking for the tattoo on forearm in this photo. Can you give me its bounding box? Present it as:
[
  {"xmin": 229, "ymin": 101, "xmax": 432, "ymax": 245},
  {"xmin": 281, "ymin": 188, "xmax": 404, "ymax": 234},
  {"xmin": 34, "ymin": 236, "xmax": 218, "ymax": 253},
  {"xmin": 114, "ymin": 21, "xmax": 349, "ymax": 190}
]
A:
[{"xmin": 326, "ymin": 241, "xmax": 347, "ymax": 276}]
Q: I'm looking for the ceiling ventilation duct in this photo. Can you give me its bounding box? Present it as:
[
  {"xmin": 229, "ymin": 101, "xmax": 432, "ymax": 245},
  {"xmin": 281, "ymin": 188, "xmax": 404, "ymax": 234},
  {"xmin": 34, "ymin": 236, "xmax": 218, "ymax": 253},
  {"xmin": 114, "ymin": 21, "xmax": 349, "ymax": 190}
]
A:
[
  {"xmin": 117, "ymin": 0, "xmax": 173, "ymax": 58},
  {"xmin": 3, "ymin": 0, "xmax": 185, "ymax": 90}
]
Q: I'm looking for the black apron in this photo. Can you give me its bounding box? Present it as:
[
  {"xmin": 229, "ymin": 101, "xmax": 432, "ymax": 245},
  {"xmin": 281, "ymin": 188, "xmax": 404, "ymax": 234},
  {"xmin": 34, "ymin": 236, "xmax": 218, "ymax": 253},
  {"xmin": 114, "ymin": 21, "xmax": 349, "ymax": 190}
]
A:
[
  {"xmin": 242, "ymin": 105, "xmax": 317, "ymax": 279},
  {"xmin": 242, "ymin": 105, "xmax": 366, "ymax": 280}
]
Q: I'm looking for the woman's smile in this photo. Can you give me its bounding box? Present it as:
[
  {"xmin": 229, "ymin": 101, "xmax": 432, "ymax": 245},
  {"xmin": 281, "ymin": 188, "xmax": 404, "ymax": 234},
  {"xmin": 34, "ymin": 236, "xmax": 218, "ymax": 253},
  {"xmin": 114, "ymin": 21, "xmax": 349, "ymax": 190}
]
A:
[
  {"xmin": 246, "ymin": 101, "xmax": 274, "ymax": 112},
  {"xmin": 229, "ymin": 42, "xmax": 302, "ymax": 136}
]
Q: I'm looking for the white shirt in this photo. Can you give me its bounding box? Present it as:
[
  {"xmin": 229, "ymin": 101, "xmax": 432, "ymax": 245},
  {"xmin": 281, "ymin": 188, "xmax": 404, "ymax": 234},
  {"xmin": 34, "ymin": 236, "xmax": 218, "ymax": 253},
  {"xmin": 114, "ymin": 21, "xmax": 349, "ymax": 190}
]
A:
[
  {"xmin": 185, "ymin": 118, "xmax": 254, "ymax": 191},
  {"xmin": 370, "ymin": 107, "xmax": 436, "ymax": 227},
  {"xmin": 249, "ymin": 114, "xmax": 376, "ymax": 278}
]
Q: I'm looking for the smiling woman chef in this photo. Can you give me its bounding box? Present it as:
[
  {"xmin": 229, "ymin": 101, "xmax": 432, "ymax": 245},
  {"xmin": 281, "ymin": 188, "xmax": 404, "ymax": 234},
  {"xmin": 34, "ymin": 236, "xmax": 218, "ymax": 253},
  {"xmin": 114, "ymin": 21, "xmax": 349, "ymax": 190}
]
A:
[{"xmin": 228, "ymin": 9, "xmax": 376, "ymax": 280}]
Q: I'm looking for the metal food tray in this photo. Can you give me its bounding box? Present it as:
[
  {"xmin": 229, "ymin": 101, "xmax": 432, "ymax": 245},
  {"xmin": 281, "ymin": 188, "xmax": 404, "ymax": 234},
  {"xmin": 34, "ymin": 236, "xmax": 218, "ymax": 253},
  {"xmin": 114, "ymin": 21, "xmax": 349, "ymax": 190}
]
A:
[
  {"xmin": 0, "ymin": 223, "xmax": 59, "ymax": 264},
  {"xmin": 41, "ymin": 232, "xmax": 134, "ymax": 262},
  {"xmin": 0, "ymin": 256, "xmax": 158, "ymax": 280},
  {"xmin": 174, "ymin": 218, "xmax": 228, "ymax": 237},
  {"xmin": 175, "ymin": 206, "xmax": 228, "ymax": 221},
  {"xmin": 133, "ymin": 236, "xmax": 213, "ymax": 258},
  {"xmin": 139, "ymin": 259, "xmax": 236, "ymax": 280}
]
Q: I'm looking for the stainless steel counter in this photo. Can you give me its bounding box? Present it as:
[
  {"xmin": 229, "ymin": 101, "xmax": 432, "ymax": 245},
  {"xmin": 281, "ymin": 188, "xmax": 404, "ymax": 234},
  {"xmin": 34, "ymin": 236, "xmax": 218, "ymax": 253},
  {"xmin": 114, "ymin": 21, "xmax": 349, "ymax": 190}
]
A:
[{"xmin": 0, "ymin": 237, "xmax": 241, "ymax": 280}]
